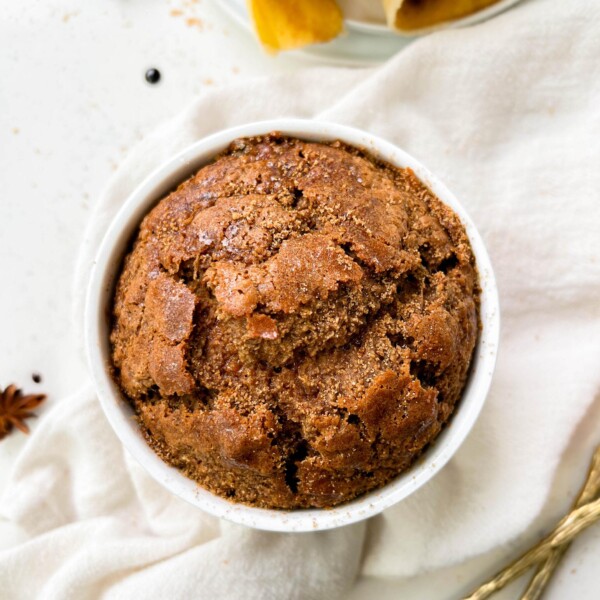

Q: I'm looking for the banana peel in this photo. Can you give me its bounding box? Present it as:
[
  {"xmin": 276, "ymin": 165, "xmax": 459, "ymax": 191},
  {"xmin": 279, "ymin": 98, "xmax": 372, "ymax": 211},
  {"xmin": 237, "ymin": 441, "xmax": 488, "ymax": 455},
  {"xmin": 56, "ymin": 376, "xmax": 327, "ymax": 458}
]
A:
[
  {"xmin": 247, "ymin": 0, "xmax": 344, "ymax": 53},
  {"xmin": 384, "ymin": 0, "xmax": 501, "ymax": 32}
]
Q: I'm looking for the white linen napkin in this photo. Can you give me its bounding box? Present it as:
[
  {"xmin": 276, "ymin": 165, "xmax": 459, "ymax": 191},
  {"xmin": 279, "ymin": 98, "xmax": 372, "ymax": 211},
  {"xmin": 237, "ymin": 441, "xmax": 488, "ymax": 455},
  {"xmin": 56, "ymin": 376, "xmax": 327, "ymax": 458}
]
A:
[{"xmin": 2, "ymin": 0, "xmax": 600, "ymax": 596}]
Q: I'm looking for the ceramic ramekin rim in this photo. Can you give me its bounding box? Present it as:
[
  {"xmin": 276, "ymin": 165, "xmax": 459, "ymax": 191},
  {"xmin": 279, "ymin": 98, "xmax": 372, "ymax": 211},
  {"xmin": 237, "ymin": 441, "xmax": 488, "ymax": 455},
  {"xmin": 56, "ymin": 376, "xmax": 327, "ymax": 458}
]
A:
[{"xmin": 84, "ymin": 118, "xmax": 500, "ymax": 532}]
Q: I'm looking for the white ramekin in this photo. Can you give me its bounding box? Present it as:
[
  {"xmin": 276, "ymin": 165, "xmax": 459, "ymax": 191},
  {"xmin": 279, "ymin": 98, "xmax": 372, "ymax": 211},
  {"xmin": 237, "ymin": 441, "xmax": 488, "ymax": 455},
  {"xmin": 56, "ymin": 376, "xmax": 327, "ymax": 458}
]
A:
[{"xmin": 85, "ymin": 119, "xmax": 500, "ymax": 532}]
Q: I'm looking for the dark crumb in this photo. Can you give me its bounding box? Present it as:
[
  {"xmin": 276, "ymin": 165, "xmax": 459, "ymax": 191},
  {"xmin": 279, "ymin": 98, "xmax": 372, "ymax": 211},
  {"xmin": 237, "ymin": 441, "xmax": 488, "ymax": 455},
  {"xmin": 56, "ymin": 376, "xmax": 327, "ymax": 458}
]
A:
[
  {"xmin": 32, "ymin": 373, "xmax": 42, "ymax": 384},
  {"xmin": 145, "ymin": 68, "xmax": 161, "ymax": 84}
]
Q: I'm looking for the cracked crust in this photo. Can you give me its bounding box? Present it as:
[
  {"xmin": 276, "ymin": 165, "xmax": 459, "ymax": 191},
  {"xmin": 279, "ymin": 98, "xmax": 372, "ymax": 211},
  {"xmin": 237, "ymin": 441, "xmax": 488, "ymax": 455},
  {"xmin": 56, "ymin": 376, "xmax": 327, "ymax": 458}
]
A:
[{"xmin": 110, "ymin": 134, "xmax": 480, "ymax": 509}]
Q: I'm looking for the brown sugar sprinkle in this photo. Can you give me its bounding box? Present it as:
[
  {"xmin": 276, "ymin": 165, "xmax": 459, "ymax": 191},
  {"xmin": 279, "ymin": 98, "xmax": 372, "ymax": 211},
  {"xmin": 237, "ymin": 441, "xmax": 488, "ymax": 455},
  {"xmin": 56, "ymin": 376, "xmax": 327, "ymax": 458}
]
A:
[{"xmin": 110, "ymin": 134, "xmax": 480, "ymax": 509}]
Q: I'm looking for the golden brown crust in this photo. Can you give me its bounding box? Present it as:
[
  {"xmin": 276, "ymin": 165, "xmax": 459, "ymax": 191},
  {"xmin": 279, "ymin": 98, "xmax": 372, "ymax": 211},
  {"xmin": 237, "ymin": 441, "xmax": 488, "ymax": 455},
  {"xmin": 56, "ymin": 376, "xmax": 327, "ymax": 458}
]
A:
[{"xmin": 110, "ymin": 134, "xmax": 480, "ymax": 509}]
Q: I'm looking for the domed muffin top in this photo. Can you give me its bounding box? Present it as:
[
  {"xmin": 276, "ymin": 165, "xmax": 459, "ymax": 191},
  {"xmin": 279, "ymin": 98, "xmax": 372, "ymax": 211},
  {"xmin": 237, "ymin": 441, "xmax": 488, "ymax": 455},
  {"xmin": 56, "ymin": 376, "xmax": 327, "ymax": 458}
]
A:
[{"xmin": 110, "ymin": 134, "xmax": 479, "ymax": 509}]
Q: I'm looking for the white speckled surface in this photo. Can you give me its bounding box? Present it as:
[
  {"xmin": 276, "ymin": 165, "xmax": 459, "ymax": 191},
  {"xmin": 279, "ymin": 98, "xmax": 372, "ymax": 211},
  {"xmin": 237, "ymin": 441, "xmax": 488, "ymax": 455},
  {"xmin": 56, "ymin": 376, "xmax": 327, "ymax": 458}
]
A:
[{"xmin": 1, "ymin": 0, "xmax": 599, "ymax": 597}]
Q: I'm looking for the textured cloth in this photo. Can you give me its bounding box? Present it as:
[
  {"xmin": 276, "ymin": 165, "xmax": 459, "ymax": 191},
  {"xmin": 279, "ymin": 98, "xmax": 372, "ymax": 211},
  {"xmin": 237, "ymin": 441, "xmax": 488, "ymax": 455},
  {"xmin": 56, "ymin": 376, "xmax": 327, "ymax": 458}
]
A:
[{"xmin": 2, "ymin": 0, "xmax": 600, "ymax": 597}]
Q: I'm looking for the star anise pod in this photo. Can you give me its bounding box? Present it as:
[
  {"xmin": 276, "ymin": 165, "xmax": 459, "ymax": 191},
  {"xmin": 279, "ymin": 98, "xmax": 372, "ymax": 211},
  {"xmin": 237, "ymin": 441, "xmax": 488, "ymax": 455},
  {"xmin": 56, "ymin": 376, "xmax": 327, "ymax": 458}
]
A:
[{"xmin": 0, "ymin": 384, "xmax": 46, "ymax": 440}]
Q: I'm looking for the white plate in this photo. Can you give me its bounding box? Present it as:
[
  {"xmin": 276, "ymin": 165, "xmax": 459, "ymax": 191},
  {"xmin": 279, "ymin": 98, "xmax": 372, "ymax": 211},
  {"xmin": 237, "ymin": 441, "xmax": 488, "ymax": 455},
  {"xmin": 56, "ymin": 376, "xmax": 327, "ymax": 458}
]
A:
[
  {"xmin": 337, "ymin": 0, "xmax": 389, "ymax": 34},
  {"xmin": 218, "ymin": 0, "xmax": 411, "ymax": 67},
  {"xmin": 218, "ymin": 0, "xmax": 522, "ymax": 66}
]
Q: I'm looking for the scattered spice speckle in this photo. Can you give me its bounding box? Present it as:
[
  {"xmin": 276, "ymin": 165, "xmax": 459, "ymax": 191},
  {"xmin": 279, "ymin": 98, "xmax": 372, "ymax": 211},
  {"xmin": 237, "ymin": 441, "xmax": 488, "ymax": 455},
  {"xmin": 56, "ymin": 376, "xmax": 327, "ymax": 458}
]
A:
[
  {"xmin": 203, "ymin": 78, "xmax": 214, "ymax": 86},
  {"xmin": 186, "ymin": 17, "xmax": 203, "ymax": 29},
  {"xmin": 145, "ymin": 68, "xmax": 161, "ymax": 84},
  {"xmin": 170, "ymin": 9, "xmax": 183, "ymax": 16},
  {"xmin": 32, "ymin": 373, "xmax": 42, "ymax": 384},
  {"xmin": 12, "ymin": 128, "xmax": 19, "ymax": 135}
]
